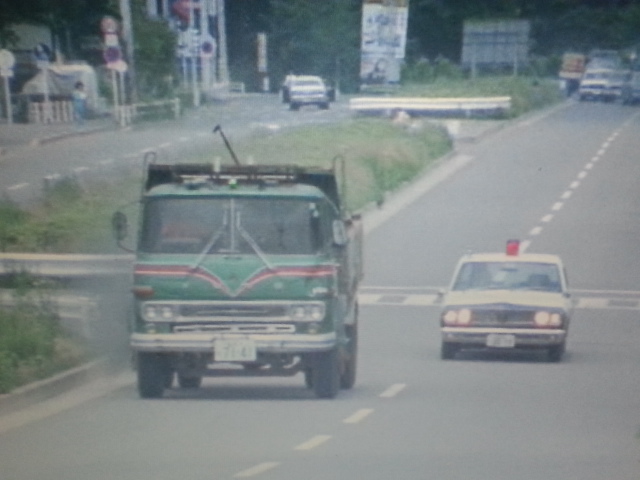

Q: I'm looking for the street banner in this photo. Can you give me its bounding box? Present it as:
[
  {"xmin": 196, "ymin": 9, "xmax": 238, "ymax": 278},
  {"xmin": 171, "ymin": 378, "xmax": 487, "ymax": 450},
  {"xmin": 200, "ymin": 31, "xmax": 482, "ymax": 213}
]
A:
[{"xmin": 360, "ymin": 0, "xmax": 409, "ymax": 86}]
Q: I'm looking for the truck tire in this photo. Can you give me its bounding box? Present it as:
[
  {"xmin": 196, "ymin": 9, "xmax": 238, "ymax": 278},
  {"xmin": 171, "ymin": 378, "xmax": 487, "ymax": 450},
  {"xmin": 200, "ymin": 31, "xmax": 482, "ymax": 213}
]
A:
[
  {"xmin": 304, "ymin": 368, "xmax": 314, "ymax": 388},
  {"xmin": 312, "ymin": 349, "xmax": 340, "ymax": 399},
  {"xmin": 440, "ymin": 342, "xmax": 458, "ymax": 360},
  {"xmin": 178, "ymin": 374, "xmax": 203, "ymax": 389},
  {"xmin": 137, "ymin": 353, "xmax": 167, "ymax": 399},
  {"xmin": 340, "ymin": 325, "xmax": 357, "ymax": 389}
]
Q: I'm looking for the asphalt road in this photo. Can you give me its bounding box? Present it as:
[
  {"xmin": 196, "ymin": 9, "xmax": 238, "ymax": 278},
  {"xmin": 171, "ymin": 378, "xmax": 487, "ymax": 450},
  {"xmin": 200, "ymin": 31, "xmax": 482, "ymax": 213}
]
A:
[{"xmin": 0, "ymin": 99, "xmax": 639, "ymax": 480}]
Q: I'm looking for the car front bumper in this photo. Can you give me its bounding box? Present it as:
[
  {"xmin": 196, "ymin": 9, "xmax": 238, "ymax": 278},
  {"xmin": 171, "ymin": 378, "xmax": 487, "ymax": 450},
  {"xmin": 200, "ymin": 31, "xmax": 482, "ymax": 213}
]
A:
[{"xmin": 441, "ymin": 327, "xmax": 567, "ymax": 348}]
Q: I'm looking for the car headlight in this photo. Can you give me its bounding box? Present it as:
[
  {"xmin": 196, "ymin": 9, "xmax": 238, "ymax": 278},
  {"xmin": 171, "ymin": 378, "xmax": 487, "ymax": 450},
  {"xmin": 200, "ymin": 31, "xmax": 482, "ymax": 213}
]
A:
[
  {"xmin": 534, "ymin": 311, "xmax": 563, "ymax": 328},
  {"xmin": 442, "ymin": 309, "xmax": 472, "ymax": 326},
  {"xmin": 142, "ymin": 303, "xmax": 177, "ymax": 322}
]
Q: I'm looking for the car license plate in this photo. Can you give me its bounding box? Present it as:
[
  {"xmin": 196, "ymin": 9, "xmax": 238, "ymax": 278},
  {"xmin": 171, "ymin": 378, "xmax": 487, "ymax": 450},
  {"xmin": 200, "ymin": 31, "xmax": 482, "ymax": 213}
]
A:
[
  {"xmin": 214, "ymin": 339, "xmax": 257, "ymax": 361},
  {"xmin": 486, "ymin": 333, "xmax": 516, "ymax": 348}
]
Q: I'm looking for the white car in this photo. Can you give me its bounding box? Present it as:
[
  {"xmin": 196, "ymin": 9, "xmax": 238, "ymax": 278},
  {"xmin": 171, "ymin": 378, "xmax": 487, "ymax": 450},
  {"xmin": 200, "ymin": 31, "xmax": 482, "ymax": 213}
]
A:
[
  {"xmin": 283, "ymin": 75, "xmax": 330, "ymax": 111},
  {"xmin": 439, "ymin": 241, "xmax": 572, "ymax": 362},
  {"xmin": 578, "ymin": 68, "xmax": 612, "ymax": 101}
]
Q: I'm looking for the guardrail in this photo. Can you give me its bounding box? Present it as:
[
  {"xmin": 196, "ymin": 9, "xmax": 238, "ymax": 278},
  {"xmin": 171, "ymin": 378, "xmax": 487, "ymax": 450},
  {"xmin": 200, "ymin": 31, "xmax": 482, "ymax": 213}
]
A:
[
  {"xmin": 115, "ymin": 98, "xmax": 181, "ymax": 126},
  {"xmin": 0, "ymin": 253, "xmax": 134, "ymax": 278},
  {"xmin": 0, "ymin": 289, "xmax": 99, "ymax": 338},
  {"xmin": 349, "ymin": 96, "xmax": 511, "ymax": 117}
]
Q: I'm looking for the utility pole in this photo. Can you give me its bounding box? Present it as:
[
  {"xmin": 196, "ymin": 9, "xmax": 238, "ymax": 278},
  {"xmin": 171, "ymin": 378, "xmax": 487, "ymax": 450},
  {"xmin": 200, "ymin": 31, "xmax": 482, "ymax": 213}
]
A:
[
  {"xmin": 216, "ymin": 0, "xmax": 229, "ymax": 84},
  {"xmin": 119, "ymin": 0, "xmax": 138, "ymax": 102}
]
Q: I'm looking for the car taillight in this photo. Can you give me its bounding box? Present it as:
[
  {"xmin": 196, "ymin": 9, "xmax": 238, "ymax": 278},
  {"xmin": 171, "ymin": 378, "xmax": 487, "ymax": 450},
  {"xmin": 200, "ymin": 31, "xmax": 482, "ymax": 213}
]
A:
[{"xmin": 442, "ymin": 309, "xmax": 473, "ymax": 326}]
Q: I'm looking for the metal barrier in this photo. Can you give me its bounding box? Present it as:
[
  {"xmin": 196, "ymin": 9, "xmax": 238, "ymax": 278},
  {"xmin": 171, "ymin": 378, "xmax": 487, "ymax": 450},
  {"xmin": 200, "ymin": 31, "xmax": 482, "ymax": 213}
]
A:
[
  {"xmin": 0, "ymin": 253, "xmax": 134, "ymax": 278},
  {"xmin": 29, "ymin": 101, "xmax": 74, "ymax": 124},
  {"xmin": 349, "ymin": 96, "xmax": 511, "ymax": 117},
  {"xmin": 115, "ymin": 98, "xmax": 181, "ymax": 126}
]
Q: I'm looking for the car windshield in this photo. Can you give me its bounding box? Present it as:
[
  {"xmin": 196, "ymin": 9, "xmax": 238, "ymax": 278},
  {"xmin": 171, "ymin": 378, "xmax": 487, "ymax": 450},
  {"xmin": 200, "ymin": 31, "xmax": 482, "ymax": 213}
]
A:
[
  {"xmin": 452, "ymin": 261, "xmax": 562, "ymax": 292},
  {"xmin": 139, "ymin": 197, "xmax": 329, "ymax": 255}
]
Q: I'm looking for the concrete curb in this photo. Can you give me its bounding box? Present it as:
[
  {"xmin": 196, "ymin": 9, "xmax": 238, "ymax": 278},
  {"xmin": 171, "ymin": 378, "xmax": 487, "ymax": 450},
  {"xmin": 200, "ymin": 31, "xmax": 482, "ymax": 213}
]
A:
[
  {"xmin": 29, "ymin": 124, "xmax": 117, "ymax": 146},
  {"xmin": 0, "ymin": 359, "xmax": 106, "ymax": 416}
]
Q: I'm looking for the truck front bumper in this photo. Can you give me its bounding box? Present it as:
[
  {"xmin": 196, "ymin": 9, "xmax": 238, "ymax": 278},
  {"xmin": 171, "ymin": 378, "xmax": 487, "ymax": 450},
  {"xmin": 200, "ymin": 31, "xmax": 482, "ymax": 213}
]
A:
[{"xmin": 131, "ymin": 331, "xmax": 337, "ymax": 354}]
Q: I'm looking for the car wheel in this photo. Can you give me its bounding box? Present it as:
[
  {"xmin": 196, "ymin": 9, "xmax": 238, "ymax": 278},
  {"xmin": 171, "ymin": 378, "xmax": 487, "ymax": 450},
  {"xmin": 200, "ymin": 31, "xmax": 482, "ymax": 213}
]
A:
[
  {"xmin": 319, "ymin": 102, "xmax": 330, "ymax": 110},
  {"xmin": 441, "ymin": 342, "xmax": 458, "ymax": 360},
  {"xmin": 547, "ymin": 343, "xmax": 565, "ymax": 363},
  {"xmin": 137, "ymin": 352, "xmax": 168, "ymax": 399},
  {"xmin": 312, "ymin": 348, "xmax": 340, "ymax": 399},
  {"xmin": 289, "ymin": 102, "xmax": 300, "ymax": 111}
]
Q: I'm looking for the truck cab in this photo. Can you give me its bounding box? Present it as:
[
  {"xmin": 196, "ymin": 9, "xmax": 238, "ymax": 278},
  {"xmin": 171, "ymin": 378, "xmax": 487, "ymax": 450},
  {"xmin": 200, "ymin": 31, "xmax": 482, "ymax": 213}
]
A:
[{"xmin": 115, "ymin": 162, "xmax": 363, "ymax": 399}]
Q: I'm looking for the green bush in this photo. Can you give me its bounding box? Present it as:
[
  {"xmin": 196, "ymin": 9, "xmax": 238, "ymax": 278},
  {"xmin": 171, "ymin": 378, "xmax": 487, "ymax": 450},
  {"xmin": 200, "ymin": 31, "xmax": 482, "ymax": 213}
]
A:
[{"xmin": 0, "ymin": 291, "xmax": 60, "ymax": 393}]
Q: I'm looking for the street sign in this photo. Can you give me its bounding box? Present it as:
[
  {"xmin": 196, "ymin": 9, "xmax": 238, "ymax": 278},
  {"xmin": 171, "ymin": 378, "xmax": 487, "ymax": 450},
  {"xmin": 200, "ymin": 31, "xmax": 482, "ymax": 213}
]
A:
[
  {"xmin": 101, "ymin": 16, "xmax": 119, "ymax": 34},
  {"xmin": 34, "ymin": 43, "xmax": 52, "ymax": 62},
  {"xmin": 103, "ymin": 46, "xmax": 122, "ymax": 64},
  {"xmin": 0, "ymin": 49, "xmax": 15, "ymax": 69},
  {"xmin": 107, "ymin": 60, "xmax": 128, "ymax": 73},
  {"xmin": 0, "ymin": 68, "xmax": 14, "ymax": 78},
  {"xmin": 201, "ymin": 36, "xmax": 216, "ymax": 58}
]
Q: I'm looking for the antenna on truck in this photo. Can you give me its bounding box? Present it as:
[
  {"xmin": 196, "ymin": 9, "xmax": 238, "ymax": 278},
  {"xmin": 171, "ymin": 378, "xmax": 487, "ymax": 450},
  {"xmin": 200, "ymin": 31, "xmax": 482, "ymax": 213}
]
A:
[{"xmin": 213, "ymin": 124, "xmax": 241, "ymax": 166}]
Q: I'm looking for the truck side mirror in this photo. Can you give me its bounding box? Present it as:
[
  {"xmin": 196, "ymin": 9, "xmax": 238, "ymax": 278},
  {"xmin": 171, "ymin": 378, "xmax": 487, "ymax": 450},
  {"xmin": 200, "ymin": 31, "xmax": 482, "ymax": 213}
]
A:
[
  {"xmin": 112, "ymin": 211, "xmax": 128, "ymax": 242},
  {"xmin": 332, "ymin": 220, "xmax": 348, "ymax": 247}
]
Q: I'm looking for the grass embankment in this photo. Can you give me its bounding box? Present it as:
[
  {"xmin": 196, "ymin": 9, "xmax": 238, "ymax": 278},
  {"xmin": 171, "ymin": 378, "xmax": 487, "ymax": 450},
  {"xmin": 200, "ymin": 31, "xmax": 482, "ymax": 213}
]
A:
[{"xmin": 0, "ymin": 75, "xmax": 562, "ymax": 392}]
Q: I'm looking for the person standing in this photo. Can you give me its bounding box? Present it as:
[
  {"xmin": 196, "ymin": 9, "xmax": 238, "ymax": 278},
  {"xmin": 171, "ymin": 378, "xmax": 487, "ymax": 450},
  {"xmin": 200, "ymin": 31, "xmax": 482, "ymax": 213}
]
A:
[{"xmin": 72, "ymin": 81, "xmax": 87, "ymax": 128}]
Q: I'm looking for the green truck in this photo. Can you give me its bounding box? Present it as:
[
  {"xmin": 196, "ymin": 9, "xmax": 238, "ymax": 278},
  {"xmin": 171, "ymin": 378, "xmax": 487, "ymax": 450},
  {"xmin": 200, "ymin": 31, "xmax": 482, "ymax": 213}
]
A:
[{"xmin": 113, "ymin": 143, "xmax": 363, "ymax": 399}]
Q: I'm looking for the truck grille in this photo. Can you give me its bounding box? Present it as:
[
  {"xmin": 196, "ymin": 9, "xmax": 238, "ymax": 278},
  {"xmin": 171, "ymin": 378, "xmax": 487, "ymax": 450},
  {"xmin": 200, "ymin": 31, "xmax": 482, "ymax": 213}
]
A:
[
  {"xmin": 179, "ymin": 303, "xmax": 289, "ymax": 321},
  {"xmin": 173, "ymin": 323, "xmax": 295, "ymax": 334}
]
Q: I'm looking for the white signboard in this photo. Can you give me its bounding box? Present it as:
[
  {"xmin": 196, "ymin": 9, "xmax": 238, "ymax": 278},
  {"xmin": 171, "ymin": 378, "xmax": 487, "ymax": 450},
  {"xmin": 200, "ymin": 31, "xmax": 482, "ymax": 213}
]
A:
[{"xmin": 360, "ymin": 0, "xmax": 409, "ymax": 86}]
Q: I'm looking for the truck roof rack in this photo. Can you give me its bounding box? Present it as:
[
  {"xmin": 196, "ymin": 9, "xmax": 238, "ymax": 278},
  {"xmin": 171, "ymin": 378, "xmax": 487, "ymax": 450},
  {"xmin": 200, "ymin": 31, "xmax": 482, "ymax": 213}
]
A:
[{"xmin": 145, "ymin": 163, "xmax": 342, "ymax": 210}]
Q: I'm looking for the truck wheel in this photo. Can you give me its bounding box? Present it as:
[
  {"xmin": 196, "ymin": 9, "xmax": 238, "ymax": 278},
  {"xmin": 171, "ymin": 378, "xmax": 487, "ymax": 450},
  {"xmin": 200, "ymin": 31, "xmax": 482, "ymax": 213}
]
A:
[
  {"xmin": 312, "ymin": 349, "xmax": 340, "ymax": 399},
  {"xmin": 547, "ymin": 343, "xmax": 565, "ymax": 363},
  {"xmin": 304, "ymin": 368, "xmax": 313, "ymax": 388},
  {"xmin": 137, "ymin": 353, "xmax": 167, "ymax": 399},
  {"xmin": 178, "ymin": 374, "xmax": 202, "ymax": 389},
  {"xmin": 340, "ymin": 326, "xmax": 357, "ymax": 389},
  {"xmin": 440, "ymin": 342, "xmax": 458, "ymax": 360},
  {"xmin": 164, "ymin": 369, "xmax": 174, "ymax": 389}
]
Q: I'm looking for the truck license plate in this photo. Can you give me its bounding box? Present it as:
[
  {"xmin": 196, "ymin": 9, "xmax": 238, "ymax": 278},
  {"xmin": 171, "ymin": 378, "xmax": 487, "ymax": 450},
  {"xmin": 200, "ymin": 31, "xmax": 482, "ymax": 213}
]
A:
[
  {"xmin": 214, "ymin": 339, "xmax": 257, "ymax": 361},
  {"xmin": 486, "ymin": 333, "xmax": 516, "ymax": 348}
]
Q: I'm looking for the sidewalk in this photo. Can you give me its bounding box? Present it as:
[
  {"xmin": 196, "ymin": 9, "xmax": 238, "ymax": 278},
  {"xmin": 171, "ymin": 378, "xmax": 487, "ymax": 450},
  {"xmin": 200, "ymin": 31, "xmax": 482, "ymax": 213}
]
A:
[{"xmin": 0, "ymin": 116, "xmax": 117, "ymax": 156}]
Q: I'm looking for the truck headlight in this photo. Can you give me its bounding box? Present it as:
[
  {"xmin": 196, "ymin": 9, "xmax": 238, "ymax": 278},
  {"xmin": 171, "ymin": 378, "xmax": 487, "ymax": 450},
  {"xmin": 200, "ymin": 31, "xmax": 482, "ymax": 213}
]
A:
[
  {"xmin": 288, "ymin": 303, "xmax": 325, "ymax": 322},
  {"xmin": 142, "ymin": 303, "xmax": 177, "ymax": 322}
]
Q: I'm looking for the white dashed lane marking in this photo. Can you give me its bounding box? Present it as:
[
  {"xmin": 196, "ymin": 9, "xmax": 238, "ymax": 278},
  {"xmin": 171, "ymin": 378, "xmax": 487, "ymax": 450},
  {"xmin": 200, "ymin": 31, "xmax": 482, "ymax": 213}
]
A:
[
  {"xmin": 294, "ymin": 434, "xmax": 332, "ymax": 451},
  {"xmin": 234, "ymin": 462, "xmax": 281, "ymax": 478},
  {"xmin": 380, "ymin": 383, "xmax": 407, "ymax": 398},
  {"xmin": 343, "ymin": 408, "xmax": 374, "ymax": 424}
]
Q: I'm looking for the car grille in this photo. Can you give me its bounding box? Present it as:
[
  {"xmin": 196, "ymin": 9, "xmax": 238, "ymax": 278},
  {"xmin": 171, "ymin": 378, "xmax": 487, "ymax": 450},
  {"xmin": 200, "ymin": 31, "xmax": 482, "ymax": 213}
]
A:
[{"xmin": 472, "ymin": 309, "xmax": 534, "ymax": 327}]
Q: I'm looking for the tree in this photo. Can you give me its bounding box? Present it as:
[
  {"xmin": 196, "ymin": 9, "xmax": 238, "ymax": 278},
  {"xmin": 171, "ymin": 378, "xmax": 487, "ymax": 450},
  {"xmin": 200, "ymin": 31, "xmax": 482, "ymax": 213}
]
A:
[{"xmin": 130, "ymin": 0, "xmax": 177, "ymax": 99}]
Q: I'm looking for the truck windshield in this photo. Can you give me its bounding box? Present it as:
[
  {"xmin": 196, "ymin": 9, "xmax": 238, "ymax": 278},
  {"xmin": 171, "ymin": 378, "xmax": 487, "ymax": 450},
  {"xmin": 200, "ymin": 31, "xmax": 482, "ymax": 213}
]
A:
[{"xmin": 139, "ymin": 197, "xmax": 327, "ymax": 255}]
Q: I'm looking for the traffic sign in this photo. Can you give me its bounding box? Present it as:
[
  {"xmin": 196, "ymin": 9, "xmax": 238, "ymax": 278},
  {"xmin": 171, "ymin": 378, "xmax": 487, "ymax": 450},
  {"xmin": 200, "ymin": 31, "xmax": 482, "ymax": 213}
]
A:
[
  {"xmin": 103, "ymin": 46, "xmax": 122, "ymax": 64},
  {"xmin": 0, "ymin": 49, "xmax": 15, "ymax": 69},
  {"xmin": 101, "ymin": 16, "xmax": 119, "ymax": 34}
]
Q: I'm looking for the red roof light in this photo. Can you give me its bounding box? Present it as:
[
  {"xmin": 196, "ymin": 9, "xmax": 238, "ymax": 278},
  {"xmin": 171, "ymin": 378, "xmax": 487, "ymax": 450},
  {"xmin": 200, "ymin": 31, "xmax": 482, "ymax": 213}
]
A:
[{"xmin": 506, "ymin": 239, "xmax": 520, "ymax": 256}]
